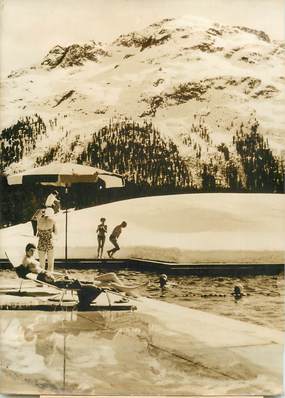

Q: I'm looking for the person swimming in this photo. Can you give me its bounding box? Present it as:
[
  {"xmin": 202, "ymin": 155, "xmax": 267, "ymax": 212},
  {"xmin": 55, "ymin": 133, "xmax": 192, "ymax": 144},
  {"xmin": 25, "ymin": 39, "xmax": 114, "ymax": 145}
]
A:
[
  {"xmin": 159, "ymin": 274, "xmax": 168, "ymax": 289},
  {"xmin": 232, "ymin": 283, "xmax": 245, "ymax": 300}
]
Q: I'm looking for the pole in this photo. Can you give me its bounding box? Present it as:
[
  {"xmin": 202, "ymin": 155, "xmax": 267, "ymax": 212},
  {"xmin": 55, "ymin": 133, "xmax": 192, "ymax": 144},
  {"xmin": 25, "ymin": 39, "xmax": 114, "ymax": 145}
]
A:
[
  {"xmin": 63, "ymin": 332, "xmax": 66, "ymax": 390},
  {"xmin": 65, "ymin": 186, "xmax": 68, "ymax": 266}
]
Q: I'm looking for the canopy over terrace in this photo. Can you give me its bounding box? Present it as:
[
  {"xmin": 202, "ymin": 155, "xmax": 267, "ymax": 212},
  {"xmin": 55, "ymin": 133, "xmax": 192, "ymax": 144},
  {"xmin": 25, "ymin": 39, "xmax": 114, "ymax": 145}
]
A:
[{"xmin": 6, "ymin": 162, "xmax": 124, "ymax": 188}]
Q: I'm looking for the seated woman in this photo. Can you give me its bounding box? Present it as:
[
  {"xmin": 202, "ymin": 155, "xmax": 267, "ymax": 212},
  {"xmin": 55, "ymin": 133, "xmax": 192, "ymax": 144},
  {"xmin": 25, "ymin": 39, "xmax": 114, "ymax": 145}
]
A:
[{"xmin": 20, "ymin": 243, "xmax": 148, "ymax": 296}]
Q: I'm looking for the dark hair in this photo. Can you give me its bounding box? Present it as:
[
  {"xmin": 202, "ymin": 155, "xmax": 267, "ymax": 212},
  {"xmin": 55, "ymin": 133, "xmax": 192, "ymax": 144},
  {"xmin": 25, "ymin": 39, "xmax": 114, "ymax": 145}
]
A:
[
  {"xmin": 25, "ymin": 243, "xmax": 36, "ymax": 252},
  {"xmin": 100, "ymin": 217, "xmax": 106, "ymax": 222},
  {"xmin": 121, "ymin": 221, "xmax": 127, "ymax": 227}
]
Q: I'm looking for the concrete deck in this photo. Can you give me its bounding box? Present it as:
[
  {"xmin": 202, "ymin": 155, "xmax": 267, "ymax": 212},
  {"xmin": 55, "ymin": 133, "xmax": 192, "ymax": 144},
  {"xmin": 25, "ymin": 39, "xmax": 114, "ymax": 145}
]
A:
[{"xmin": 0, "ymin": 282, "xmax": 137, "ymax": 311}]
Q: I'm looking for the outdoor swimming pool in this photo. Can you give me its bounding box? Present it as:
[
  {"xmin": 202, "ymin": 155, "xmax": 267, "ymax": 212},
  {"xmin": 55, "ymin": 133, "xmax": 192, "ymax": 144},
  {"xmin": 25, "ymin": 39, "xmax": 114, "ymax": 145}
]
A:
[
  {"xmin": 0, "ymin": 270, "xmax": 283, "ymax": 395},
  {"xmin": 1, "ymin": 269, "xmax": 284, "ymax": 329},
  {"xmin": 49, "ymin": 268, "xmax": 284, "ymax": 330}
]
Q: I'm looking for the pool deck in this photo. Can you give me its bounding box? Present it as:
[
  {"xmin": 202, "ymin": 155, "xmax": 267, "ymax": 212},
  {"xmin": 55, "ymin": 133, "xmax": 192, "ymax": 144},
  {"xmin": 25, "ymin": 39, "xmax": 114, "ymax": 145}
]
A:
[
  {"xmin": 0, "ymin": 282, "xmax": 137, "ymax": 311},
  {"xmin": 0, "ymin": 282, "xmax": 283, "ymax": 395},
  {"xmin": 136, "ymin": 297, "xmax": 283, "ymax": 394}
]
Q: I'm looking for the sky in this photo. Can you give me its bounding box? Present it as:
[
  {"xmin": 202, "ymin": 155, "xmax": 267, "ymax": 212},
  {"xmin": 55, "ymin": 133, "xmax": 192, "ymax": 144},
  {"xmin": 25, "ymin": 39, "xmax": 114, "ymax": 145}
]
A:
[{"xmin": 0, "ymin": 0, "xmax": 284, "ymax": 76}]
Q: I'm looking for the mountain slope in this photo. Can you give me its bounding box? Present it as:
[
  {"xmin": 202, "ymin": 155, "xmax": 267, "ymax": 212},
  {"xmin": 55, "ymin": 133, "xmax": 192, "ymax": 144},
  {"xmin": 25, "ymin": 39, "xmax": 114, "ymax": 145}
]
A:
[{"xmin": 1, "ymin": 16, "xmax": 284, "ymax": 190}]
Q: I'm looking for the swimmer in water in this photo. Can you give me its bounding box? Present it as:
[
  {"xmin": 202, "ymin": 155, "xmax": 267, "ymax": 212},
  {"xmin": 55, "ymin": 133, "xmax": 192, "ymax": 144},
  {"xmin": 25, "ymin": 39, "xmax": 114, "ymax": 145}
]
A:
[
  {"xmin": 232, "ymin": 283, "xmax": 245, "ymax": 300},
  {"xmin": 159, "ymin": 274, "xmax": 168, "ymax": 289}
]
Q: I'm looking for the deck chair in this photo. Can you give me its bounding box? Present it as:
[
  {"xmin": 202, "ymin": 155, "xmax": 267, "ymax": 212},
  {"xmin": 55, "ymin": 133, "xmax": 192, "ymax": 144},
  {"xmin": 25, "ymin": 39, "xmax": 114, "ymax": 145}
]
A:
[
  {"xmin": 5, "ymin": 250, "xmax": 79, "ymax": 304},
  {"xmin": 4, "ymin": 251, "xmax": 115, "ymax": 308}
]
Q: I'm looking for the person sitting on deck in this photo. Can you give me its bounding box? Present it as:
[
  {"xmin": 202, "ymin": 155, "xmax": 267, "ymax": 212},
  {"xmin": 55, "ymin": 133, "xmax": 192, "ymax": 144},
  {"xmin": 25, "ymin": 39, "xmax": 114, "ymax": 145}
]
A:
[
  {"xmin": 19, "ymin": 243, "xmax": 149, "ymax": 296},
  {"xmin": 20, "ymin": 243, "xmax": 56, "ymax": 284}
]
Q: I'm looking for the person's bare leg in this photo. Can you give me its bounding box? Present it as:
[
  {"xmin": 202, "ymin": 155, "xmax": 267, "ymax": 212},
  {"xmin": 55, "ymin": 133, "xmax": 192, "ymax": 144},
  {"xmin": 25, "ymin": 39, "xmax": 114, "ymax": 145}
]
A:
[
  {"xmin": 38, "ymin": 250, "xmax": 46, "ymax": 269},
  {"xmin": 108, "ymin": 281, "xmax": 149, "ymax": 293},
  {"xmin": 47, "ymin": 249, "xmax": 54, "ymax": 273},
  {"xmin": 94, "ymin": 273, "xmax": 149, "ymax": 294},
  {"xmin": 107, "ymin": 249, "xmax": 115, "ymax": 258},
  {"xmin": 97, "ymin": 239, "xmax": 100, "ymax": 258},
  {"xmin": 100, "ymin": 238, "xmax": 105, "ymax": 258},
  {"xmin": 108, "ymin": 238, "xmax": 119, "ymax": 258},
  {"xmin": 94, "ymin": 272, "xmax": 123, "ymax": 285}
]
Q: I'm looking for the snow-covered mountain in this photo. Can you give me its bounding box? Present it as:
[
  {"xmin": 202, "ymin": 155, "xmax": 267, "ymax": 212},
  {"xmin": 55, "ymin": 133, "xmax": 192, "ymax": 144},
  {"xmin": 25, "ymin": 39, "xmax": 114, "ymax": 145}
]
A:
[{"xmin": 1, "ymin": 16, "xmax": 284, "ymax": 189}]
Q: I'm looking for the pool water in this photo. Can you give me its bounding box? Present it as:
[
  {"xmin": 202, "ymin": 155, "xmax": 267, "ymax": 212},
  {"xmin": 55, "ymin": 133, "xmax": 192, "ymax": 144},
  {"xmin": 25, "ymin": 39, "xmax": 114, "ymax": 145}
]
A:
[
  {"xmin": 1, "ymin": 269, "xmax": 284, "ymax": 330},
  {"xmin": 0, "ymin": 309, "xmax": 281, "ymax": 396},
  {"xmin": 0, "ymin": 269, "xmax": 283, "ymax": 395},
  {"xmin": 67, "ymin": 268, "xmax": 284, "ymax": 331}
]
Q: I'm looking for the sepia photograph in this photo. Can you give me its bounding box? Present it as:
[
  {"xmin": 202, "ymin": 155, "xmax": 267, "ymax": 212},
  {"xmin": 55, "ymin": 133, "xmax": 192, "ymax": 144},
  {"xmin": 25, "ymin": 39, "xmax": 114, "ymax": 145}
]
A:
[{"xmin": 0, "ymin": 0, "xmax": 284, "ymax": 396}]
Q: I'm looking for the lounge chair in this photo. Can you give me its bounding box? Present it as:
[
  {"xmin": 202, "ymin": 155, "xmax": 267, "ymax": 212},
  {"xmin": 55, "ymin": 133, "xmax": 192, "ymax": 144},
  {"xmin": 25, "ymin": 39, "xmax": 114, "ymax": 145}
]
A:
[{"xmin": 5, "ymin": 251, "xmax": 106, "ymax": 308}]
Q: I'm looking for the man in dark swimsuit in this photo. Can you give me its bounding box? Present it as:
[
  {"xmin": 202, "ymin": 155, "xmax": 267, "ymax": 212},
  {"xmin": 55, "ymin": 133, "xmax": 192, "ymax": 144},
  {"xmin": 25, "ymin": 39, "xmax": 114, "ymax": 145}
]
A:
[
  {"xmin": 107, "ymin": 221, "xmax": 127, "ymax": 258},
  {"xmin": 18, "ymin": 243, "xmax": 148, "ymax": 307}
]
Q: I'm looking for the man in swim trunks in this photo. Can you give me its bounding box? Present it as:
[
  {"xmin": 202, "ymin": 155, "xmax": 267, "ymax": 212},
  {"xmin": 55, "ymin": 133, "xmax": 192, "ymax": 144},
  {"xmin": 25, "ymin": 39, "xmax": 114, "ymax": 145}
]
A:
[
  {"xmin": 20, "ymin": 242, "xmax": 55, "ymax": 283},
  {"xmin": 107, "ymin": 221, "xmax": 127, "ymax": 258},
  {"xmin": 19, "ymin": 243, "xmax": 148, "ymax": 297}
]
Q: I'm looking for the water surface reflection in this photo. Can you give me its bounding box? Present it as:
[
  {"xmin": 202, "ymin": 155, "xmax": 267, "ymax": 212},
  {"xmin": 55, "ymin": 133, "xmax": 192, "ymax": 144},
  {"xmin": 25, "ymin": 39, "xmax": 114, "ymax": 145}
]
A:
[{"xmin": 0, "ymin": 270, "xmax": 283, "ymax": 395}]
